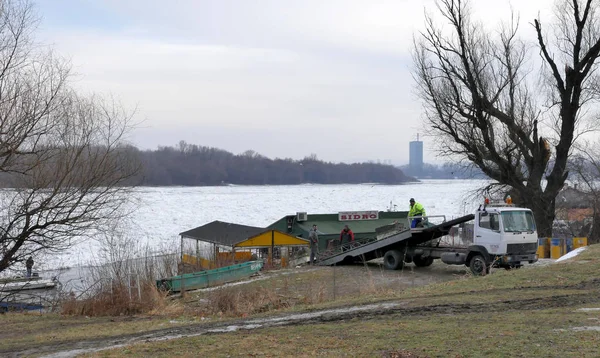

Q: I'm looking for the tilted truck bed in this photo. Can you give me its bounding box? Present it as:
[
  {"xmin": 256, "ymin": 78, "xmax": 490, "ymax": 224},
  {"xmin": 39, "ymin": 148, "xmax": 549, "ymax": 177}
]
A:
[{"xmin": 317, "ymin": 214, "xmax": 475, "ymax": 266}]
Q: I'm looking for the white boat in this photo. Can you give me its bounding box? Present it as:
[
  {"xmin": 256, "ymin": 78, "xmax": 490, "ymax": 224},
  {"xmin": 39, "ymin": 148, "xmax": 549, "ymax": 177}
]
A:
[
  {"xmin": 0, "ymin": 276, "xmax": 58, "ymax": 292},
  {"xmin": 0, "ymin": 274, "xmax": 62, "ymax": 311}
]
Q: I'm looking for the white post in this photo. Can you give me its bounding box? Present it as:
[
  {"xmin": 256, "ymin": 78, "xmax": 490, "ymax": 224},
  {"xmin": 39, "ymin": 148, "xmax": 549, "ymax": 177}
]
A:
[{"xmin": 137, "ymin": 274, "xmax": 141, "ymax": 301}]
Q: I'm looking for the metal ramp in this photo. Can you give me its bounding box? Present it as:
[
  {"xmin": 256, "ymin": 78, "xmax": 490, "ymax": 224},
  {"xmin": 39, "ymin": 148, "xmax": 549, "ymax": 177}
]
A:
[
  {"xmin": 317, "ymin": 224, "xmax": 413, "ymax": 266},
  {"xmin": 317, "ymin": 214, "xmax": 475, "ymax": 266}
]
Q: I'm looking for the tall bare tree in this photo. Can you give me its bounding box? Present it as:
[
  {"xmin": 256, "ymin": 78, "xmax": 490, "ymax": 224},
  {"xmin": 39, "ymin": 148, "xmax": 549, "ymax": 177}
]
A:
[
  {"xmin": 413, "ymin": 0, "xmax": 600, "ymax": 236},
  {"xmin": 0, "ymin": 0, "xmax": 139, "ymax": 274}
]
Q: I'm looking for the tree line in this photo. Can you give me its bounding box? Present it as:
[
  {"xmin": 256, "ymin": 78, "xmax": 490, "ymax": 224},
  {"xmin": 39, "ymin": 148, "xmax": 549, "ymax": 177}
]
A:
[
  {"xmin": 400, "ymin": 163, "xmax": 487, "ymax": 179},
  {"xmin": 134, "ymin": 141, "xmax": 414, "ymax": 186}
]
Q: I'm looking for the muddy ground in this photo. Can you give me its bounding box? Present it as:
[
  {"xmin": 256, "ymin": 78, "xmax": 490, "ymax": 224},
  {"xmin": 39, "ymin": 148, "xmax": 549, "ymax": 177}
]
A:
[{"xmin": 2, "ymin": 261, "xmax": 562, "ymax": 358}]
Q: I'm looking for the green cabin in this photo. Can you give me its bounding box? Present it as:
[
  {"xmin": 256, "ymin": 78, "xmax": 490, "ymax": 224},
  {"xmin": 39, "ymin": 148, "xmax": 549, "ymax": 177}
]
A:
[{"xmin": 268, "ymin": 210, "xmax": 410, "ymax": 252}]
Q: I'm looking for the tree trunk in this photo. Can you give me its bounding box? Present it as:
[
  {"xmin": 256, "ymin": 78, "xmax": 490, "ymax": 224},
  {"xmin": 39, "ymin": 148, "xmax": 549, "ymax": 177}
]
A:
[
  {"xmin": 590, "ymin": 206, "xmax": 600, "ymax": 245},
  {"xmin": 532, "ymin": 202, "xmax": 556, "ymax": 238},
  {"xmin": 518, "ymin": 189, "xmax": 556, "ymax": 238}
]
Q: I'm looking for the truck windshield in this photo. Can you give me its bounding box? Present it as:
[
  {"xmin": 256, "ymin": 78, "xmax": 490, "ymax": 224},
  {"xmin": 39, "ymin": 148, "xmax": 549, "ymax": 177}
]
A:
[{"xmin": 501, "ymin": 210, "xmax": 536, "ymax": 233}]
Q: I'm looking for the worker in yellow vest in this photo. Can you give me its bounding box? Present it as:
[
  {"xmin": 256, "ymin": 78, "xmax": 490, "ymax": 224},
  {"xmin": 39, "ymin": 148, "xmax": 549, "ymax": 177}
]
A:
[{"xmin": 409, "ymin": 198, "xmax": 427, "ymax": 228}]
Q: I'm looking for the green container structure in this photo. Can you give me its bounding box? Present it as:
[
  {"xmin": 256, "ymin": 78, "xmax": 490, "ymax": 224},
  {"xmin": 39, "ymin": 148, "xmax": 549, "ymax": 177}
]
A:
[{"xmin": 157, "ymin": 260, "xmax": 264, "ymax": 293}]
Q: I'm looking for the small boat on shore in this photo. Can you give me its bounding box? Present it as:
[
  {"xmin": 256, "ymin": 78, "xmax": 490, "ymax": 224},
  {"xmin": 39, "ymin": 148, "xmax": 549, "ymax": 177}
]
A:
[
  {"xmin": 0, "ymin": 275, "xmax": 61, "ymax": 312},
  {"xmin": 156, "ymin": 260, "xmax": 264, "ymax": 293},
  {"xmin": 0, "ymin": 276, "xmax": 59, "ymax": 292}
]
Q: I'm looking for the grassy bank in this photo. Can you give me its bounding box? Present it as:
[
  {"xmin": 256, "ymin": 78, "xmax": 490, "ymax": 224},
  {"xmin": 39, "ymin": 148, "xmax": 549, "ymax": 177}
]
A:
[
  {"xmin": 2, "ymin": 245, "xmax": 599, "ymax": 357},
  {"xmin": 92, "ymin": 307, "xmax": 599, "ymax": 357}
]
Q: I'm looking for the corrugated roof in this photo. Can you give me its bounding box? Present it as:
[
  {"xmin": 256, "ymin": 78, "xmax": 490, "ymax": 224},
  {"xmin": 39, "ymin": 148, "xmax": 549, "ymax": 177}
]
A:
[{"xmin": 179, "ymin": 221, "xmax": 265, "ymax": 246}]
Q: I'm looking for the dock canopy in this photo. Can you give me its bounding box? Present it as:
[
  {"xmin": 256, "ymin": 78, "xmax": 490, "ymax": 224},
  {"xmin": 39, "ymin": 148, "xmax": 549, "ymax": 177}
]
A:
[
  {"xmin": 234, "ymin": 230, "xmax": 309, "ymax": 249},
  {"xmin": 179, "ymin": 220, "xmax": 265, "ymax": 247}
]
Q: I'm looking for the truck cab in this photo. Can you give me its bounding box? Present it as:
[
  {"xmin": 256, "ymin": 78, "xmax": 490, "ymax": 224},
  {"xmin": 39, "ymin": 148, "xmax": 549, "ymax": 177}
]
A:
[{"xmin": 467, "ymin": 204, "xmax": 539, "ymax": 274}]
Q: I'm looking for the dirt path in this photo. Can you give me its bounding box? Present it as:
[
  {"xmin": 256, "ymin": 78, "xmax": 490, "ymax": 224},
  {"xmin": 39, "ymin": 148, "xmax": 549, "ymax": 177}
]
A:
[{"xmin": 6, "ymin": 278, "xmax": 599, "ymax": 358}]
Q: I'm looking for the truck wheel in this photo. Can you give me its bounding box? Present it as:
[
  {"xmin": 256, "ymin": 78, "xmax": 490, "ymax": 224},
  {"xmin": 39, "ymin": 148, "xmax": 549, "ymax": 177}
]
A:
[
  {"xmin": 413, "ymin": 256, "xmax": 434, "ymax": 267},
  {"xmin": 383, "ymin": 250, "xmax": 404, "ymax": 270},
  {"xmin": 469, "ymin": 255, "xmax": 488, "ymax": 276}
]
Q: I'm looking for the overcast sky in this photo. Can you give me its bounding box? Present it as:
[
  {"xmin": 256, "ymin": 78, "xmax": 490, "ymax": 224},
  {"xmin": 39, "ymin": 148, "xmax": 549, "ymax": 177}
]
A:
[{"xmin": 36, "ymin": 0, "xmax": 554, "ymax": 164}]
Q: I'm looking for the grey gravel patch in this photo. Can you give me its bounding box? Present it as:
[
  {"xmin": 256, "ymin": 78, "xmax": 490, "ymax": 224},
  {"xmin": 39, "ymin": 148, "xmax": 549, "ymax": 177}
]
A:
[
  {"xmin": 555, "ymin": 326, "xmax": 600, "ymax": 332},
  {"xmin": 571, "ymin": 326, "xmax": 600, "ymax": 331}
]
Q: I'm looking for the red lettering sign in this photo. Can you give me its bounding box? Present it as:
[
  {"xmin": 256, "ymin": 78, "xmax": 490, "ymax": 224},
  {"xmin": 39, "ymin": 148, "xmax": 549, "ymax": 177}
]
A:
[{"xmin": 338, "ymin": 211, "xmax": 379, "ymax": 221}]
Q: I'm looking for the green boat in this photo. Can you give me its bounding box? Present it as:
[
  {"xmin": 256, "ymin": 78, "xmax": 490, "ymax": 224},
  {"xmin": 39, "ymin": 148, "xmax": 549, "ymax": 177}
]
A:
[{"xmin": 156, "ymin": 260, "xmax": 264, "ymax": 293}]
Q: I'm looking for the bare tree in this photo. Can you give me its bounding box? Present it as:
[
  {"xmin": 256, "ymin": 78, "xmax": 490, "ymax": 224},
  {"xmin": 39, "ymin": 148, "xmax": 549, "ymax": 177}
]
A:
[
  {"xmin": 413, "ymin": 0, "xmax": 600, "ymax": 236},
  {"xmin": 0, "ymin": 0, "xmax": 139, "ymax": 274}
]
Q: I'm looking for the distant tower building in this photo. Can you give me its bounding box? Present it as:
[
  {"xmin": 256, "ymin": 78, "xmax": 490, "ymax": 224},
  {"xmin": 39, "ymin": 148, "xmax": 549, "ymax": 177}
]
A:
[{"xmin": 409, "ymin": 134, "xmax": 424, "ymax": 176}]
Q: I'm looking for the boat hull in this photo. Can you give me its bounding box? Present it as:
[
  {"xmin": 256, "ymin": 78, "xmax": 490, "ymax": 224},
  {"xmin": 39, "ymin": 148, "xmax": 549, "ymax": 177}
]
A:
[
  {"xmin": 0, "ymin": 277, "xmax": 61, "ymax": 312},
  {"xmin": 0, "ymin": 279, "xmax": 57, "ymax": 291},
  {"xmin": 157, "ymin": 260, "xmax": 263, "ymax": 292}
]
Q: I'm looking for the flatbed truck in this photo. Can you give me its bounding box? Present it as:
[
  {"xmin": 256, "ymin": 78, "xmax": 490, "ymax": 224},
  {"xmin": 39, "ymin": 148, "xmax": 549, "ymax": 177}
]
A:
[{"xmin": 317, "ymin": 202, "xmax": 539, "ymax": 275}]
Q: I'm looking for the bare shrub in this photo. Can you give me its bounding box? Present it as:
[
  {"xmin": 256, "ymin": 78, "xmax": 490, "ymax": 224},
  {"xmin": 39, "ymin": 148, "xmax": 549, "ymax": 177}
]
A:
[
  {"xmin": 301, "ymin": 280, "xmax": 326, "ymax": 305},
  {"xmin": 61, "ymin": 281, "xmax": 167, "ymax": 316},
  {"xmin": 203, "ymin": 286, "xmax": 291, "ymax": 317},
  {"xmin": 60, "ymin": 228, "xmax": 178, "ymax": 316}
]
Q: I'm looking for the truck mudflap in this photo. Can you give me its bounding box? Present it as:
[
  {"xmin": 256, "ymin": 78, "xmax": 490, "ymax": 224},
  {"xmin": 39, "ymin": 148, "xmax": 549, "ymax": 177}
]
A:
[{"xmin": 494, "ymin": 253, "xmax": 538, "ymax": 266}]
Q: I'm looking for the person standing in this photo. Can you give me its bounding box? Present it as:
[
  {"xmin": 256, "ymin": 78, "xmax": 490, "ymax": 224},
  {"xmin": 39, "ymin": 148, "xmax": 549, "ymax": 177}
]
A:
[
  {"xmin": 339, "ymin": 225, "xmax": 355, "ymax": 249},
  {"xmin": 308, "ymin": 224, "xmax": 319, "ymax": 265},
  {"xmin": 409, "ymin": 198, "xmax": 427, "ymax": 228},
  {"xmin": 26, "ymin": 256, "xmax": 34, "ymax": 278}
]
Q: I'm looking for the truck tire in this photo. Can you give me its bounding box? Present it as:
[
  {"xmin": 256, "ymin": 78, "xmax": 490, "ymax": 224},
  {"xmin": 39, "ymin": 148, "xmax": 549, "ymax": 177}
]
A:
[
  {"xmin": 384, "ymin": 250, "xmax": 404, "ymax": 270},
  {"xmin": 413, "ymin": 256, "xmax": 434, "ymax": 267},
  {"xmin": 469, "ymin": 254, "xmax": 489, "ymax": 276}
]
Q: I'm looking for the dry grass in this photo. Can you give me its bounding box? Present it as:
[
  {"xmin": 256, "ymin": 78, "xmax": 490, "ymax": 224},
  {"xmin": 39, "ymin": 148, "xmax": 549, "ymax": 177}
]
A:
[
  {"xmin": 204, "ymin": 286, "xmax": 290, "ymax": 316},
  {"xmin": 58, "ymin": 232, "xmax": 177, "ymax": 317},
  {"xmin": 179, "ymin": 262, "xmax": 467, "ymax": 318},
  {"xmin": 60, "ymin": 281, "xmax": 168, "ymax": 316},
  {"xmin": 0, "ymin": 313, "xmax": 197, "ymax": 353},
  {"xmin": 183, "ymin": 271, "xmax": 333, "ymax": 318}
]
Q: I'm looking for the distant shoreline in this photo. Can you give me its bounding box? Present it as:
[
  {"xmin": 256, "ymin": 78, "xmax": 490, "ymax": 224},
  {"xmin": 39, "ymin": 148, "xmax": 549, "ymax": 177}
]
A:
[{"xmin": 131, "ymin": 178, "xmax": 488, "ymax": 188}]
